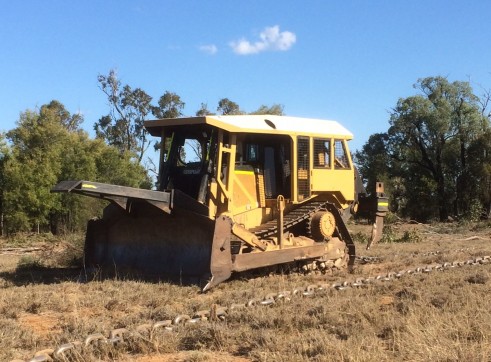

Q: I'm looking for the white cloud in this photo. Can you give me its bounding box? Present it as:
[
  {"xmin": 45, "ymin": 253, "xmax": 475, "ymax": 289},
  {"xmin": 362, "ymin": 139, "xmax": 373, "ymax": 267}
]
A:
[
  {"xmin": 199, "ymin": 44, "xmax": 218, "ymax": 55},
  {"xmin": 230, "ymin": 25, "xmax": 296, "ymax": 55}
]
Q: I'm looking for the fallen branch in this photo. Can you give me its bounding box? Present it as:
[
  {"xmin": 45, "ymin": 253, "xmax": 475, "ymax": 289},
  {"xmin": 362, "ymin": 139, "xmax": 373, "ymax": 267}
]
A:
[
  {"xmin": 0, "ymin": 247, "xmax": 44, "ymax": 255},
  {"xmin": 460, "ymin": 236, "xmax": 486, "ymax": 241}
]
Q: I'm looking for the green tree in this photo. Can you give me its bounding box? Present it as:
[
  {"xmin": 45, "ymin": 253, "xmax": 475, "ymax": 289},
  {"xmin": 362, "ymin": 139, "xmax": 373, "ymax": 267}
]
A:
[
  {"xmin": 151, "ymin": 91, "xmax": 185, "ymax": 119},
  {"xmin": 353, "ymin": 133, "xmax": 390, "ymax": 193},
  {"xmin": 217, "ymin": 98, "xmax": 243, "ymax": 115},
  {"xmin": 465, "ymin": 129, "xmax": 491, "ymax": 219},
  {"xmin": 473, "ymin": 87, "xmax": 491, "ymax": 218},
  {"xmin": 41, "ymin": 100, "xmax": 83, "ymax": 132},
  {"xmin": 52, "ymin": 133, "xmax": 151, "ymax": 233},
  {"xmin": 0, "ymin": 133, "xmax": 10, "ymax": 236},
  {"xmin": 195, "ymin": 103, "xmax": 214, "ymax": 116},
  {"xmin": 3, "ymin": 101, "xmax": 151, "ymax": 234},
  {"xmin": 250, "ymin": 104, "xmax": 284, "ymax": 115},
  {"xmin": 388, "ymin": 76, "xmax": 486, "ymax": 221},
  {"xmin": 197, "ymin": 102, "xmax": 283, "ymax": 116},
  {"xmin": 4, "ymin": 109, "xmax": 66, "ymax": 232},
  {"xmin": 94, "ymin": 69, "xmax": 153, "ymax": 162}
]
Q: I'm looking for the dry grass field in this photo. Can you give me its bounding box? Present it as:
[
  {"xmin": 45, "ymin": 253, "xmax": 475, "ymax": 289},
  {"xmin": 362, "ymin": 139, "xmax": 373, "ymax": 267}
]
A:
[{"xmin": 1, "ymin": 220, "xmax": 491, "ymax": 362}]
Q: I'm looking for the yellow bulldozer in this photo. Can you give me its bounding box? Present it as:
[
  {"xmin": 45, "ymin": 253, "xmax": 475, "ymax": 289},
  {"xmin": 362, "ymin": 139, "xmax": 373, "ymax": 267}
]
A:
[{"xmin": 53, "ymin": 115, "xmax": 388, "ymax": 291}]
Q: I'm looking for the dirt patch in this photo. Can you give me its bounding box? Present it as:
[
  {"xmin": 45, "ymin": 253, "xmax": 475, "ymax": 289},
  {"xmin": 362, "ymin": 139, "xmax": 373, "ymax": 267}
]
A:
[
  {"xmin": 379, "ymin": 295, "xmax": 395, "ymax": 306},
  {"xmin": 18, "ymin": 312, "xmax": 63, "ymax": 337}
]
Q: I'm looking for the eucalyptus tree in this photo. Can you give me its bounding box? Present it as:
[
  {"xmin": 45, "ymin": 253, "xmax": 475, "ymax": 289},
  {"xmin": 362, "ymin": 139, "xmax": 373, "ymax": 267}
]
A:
[
  {"xmin": 217, "ymin": 98, "xmax": 243, "ymax": 115},
  {"xmin": 94, "ymin": 70, "xmax": 153, "ymax": 162},
  {"xmin": 195, "ymin": 103, "xmax": 213, "ymax": 116},
  {"xmin": 151, "ymin": 91, "xmax": 185, "ymax": 119},
  {"xmin": 388, "ymin": 76, "xmax": 486, "ymax": 221},
  {"xmin": 5, "ymin": 106, "xmax": 69, "ymax": 232},
  {"xmin": 0, "ymin": 133, "xmax": 9, "ymax": 235},
  {"xmin": 41, "ymin": 100, "xmax": 83, "ymax": 132},
  {"xmin": 3, "ymin": 101, "xmax": 151, "ymax": 234},
  {"xmin": 250, "ymin": 104, "xmax": 284, "ymax": 115},
  {"xmin": 353, "ymin": 133, "xmax": 390, "ymax": 193}
]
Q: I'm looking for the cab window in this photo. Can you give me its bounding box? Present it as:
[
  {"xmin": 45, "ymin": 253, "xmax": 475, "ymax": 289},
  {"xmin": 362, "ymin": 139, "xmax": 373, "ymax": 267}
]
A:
[
  {"xmin": 334, "ymin": 140, "xmax": 350, "ymax": 169},
  {"xmin": 314, "ymin": 139, "xmax": 331, "ymax": 168}
]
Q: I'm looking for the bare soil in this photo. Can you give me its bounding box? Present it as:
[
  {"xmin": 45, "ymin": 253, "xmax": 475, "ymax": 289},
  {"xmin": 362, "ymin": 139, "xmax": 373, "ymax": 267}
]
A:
[{"xmin": 2, "ymin": 221, "xmax": 491, "ymax": 361}]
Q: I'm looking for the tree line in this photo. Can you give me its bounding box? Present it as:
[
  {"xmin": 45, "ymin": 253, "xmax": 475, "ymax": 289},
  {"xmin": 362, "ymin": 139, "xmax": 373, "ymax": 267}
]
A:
[
  {"xmin": 1, "ymin": 72, "xmax": 489, "ymax": 235},
  {"xmin": 355, "ymin": 76, "xmax": 491, "ymax": 222},
  {"xmin": 0, "ymin": 70, "xmax": 283, "ymax": 235}
]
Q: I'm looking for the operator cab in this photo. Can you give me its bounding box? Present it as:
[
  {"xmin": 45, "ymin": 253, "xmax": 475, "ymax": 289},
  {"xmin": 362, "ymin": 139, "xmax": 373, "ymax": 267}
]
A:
[
  {"xmin": 158, "ymin": 124, "xmax": 216, "ymax": 202},
  {"xmin": 157, "ymin": 125, "xmax": 292, "ymax": 208},
  {"xmin": 145, "ymin": 115, "xmax": 355, "ymax": 223}
]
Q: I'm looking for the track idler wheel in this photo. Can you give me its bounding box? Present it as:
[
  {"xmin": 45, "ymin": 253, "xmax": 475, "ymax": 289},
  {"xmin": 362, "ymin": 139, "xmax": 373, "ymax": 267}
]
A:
[{"xmin": 310, "ymin": 211, "xmax": 336, "ymax": 241}]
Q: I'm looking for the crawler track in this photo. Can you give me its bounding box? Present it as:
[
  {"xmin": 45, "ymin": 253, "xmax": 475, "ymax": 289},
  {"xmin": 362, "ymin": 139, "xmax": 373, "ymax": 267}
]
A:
[
  {"xmin": 247, "ymin": 200, "xmax": 356, "ymax": 268},
  {"xmin": 250, "ymin": 201, "xmax": 329, "ymax": 239}
]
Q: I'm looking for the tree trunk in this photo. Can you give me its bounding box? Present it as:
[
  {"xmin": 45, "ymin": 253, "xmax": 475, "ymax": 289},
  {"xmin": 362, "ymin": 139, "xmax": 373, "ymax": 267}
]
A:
[{"xmin": 437, "ymin": 176, "xmax": 448, "ymax": 221}]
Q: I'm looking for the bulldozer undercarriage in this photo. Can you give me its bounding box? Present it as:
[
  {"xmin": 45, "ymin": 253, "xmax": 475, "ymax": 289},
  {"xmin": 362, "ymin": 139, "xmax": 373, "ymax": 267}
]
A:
[{"xmin": 204, "ymin": 199, "xmax": 356, "ymax": 291}]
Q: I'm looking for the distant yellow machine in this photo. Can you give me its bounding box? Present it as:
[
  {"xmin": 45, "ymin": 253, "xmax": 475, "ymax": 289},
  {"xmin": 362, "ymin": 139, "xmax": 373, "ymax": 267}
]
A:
[{"xmin": 53, "ymin": 115, "xmax": 387, "ymax": 290}]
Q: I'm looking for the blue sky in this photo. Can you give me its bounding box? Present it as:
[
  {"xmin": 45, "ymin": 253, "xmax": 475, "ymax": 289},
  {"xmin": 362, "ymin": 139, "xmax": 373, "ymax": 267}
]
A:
[{"xmin": 1, "ymin": 0, "xmax": 490, "ymax": 152}]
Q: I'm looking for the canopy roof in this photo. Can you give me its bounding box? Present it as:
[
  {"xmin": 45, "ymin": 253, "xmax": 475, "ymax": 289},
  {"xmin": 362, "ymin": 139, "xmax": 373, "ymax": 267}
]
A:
[{"xmin": 144, "ymin": 115, "xmax": 353, "ymax": 140}]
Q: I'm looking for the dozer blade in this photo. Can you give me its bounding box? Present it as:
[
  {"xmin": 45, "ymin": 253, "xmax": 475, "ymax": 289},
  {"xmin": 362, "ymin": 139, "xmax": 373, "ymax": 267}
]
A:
[
  {"xmin": 84, "ymin": 201, "xmax": 216, "ymax": 280},
  {"xmin": 53, "ymin": 180, "xmax": 216, "ymax": 283}
]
